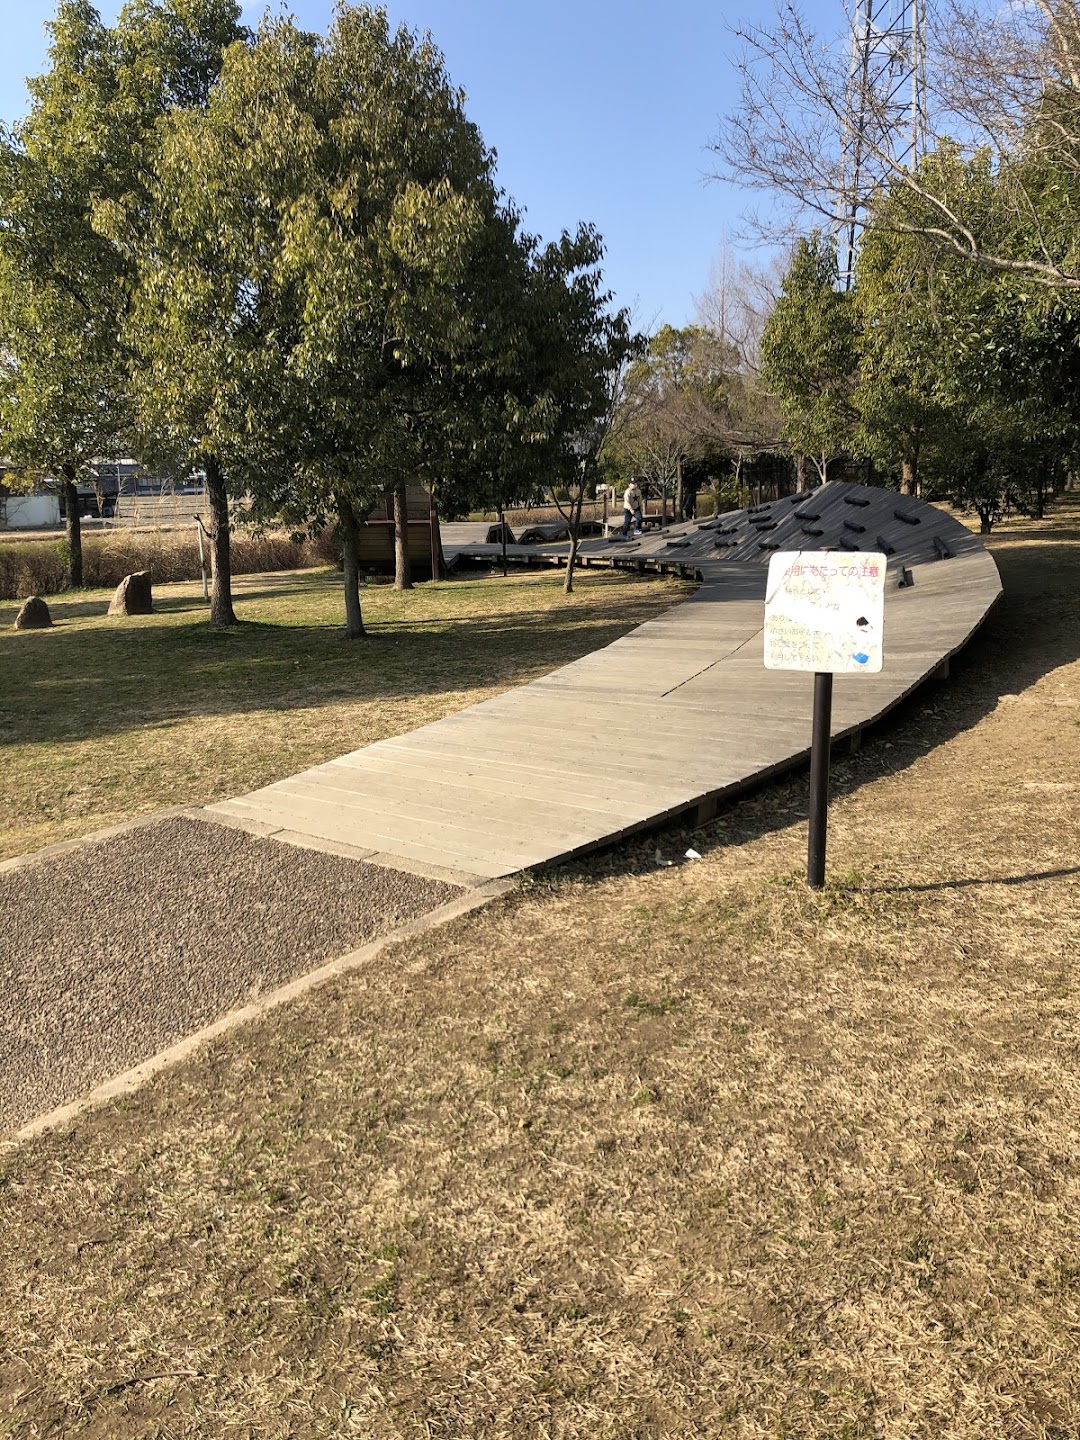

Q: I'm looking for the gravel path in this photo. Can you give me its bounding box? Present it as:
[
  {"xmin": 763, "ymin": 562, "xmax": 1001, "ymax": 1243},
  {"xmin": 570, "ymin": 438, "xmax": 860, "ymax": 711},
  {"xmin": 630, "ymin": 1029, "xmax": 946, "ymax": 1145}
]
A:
[{"xmin": 0, "ymin": 816, "xmax": 462, "ymax": 1132}]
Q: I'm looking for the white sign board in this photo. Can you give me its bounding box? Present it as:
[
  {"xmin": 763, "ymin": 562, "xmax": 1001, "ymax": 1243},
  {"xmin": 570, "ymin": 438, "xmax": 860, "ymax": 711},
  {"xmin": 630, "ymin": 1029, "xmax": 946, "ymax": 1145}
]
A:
[{"xmin": 764, "ymin": 551, "xmax": 887, "ymax": 674}]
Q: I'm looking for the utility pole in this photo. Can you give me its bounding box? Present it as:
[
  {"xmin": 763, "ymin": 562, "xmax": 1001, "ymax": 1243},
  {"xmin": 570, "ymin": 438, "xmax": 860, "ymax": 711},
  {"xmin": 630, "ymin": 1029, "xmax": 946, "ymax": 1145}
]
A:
[{"xmin": 839, "ymin": 0, "xmax": 926, "ymax": 288}]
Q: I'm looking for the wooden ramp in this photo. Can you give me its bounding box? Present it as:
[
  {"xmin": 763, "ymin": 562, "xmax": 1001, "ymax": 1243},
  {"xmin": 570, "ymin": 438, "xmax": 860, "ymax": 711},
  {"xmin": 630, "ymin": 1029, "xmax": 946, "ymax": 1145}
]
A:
[{"xmin": 206, "ymin": 484, "xmax": 1002, "ymax": 884}]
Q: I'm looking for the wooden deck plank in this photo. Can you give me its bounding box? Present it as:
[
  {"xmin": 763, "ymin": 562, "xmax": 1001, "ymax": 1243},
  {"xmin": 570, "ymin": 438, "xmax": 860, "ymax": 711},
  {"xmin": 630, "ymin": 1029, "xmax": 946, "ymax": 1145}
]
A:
[
  {"xmin": 206, "ymin": 486, "xmax": 1002, "ymax": 878},
  {"xmin": 208, "ymin": 796, "xmax": 536, "ymax": 876},
  {"xmin": 328, "ymin": 749, "xmax": 698, "ymax": 811},
  {"xmin": 264, "ymin": 769, "xmax": 648, "ymax": 830}
]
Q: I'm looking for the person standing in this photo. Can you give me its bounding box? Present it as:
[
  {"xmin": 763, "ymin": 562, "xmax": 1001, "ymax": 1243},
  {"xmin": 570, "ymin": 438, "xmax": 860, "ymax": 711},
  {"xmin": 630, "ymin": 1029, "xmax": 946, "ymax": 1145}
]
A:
[
  {"xmin": 681, "ymin": 476, "xmax": 697, "ymax": 520},
  {"xmin": 621, "ymin": 477, "xmax": 644, "ymax": 537}
]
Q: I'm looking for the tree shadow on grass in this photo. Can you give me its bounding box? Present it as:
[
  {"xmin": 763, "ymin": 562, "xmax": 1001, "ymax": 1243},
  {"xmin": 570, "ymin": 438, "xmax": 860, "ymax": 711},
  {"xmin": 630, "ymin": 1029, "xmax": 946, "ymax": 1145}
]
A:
[
  {"xmin": 0, "ymin": 583, "xmax": 688, "ymax": 748},
  {"xmin": 981, "ymin": 524, "xmax": 1080, "ymax": 546},
  {"xmin": 871, "ymin": 866, "xmax": 1080, "ymax": 893}
]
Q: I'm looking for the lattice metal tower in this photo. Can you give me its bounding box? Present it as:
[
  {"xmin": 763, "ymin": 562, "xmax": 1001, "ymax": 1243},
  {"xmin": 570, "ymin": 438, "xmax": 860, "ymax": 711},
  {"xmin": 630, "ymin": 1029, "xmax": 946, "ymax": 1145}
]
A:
[{"xmin": 840, "ymin": 0, "xmax": 927, "ymax": 285}]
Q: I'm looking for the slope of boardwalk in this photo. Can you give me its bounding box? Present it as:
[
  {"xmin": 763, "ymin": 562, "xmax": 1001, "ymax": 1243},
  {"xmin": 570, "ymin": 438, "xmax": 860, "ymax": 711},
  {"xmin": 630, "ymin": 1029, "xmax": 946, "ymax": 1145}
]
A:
[{"xmin": 208, "ymin": 485, "xmax": 1002, "ymax": 881}]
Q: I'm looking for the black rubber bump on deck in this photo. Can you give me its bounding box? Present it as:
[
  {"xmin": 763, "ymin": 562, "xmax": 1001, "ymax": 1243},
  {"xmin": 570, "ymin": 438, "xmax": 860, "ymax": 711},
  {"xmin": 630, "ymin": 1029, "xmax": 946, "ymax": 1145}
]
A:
[
  {"xmin": 839, "ymin": 539, "xmax": 861, "ymax": 551},
  {"xmin": 793, "ymin": 510, "xmax": 820, "ymax": 522},
  {"xmin": 752, "ymin": 520, "xmax": 778, "ymax": 531},
  {"xmin": 843, "ymin": 520, "xmax": 867, "ymax": 533},
  {"xmin": 801, "ymin": 526, "xmax": 825, "ymax": 536},
  {"xmin": 875, "ymin": 534, "xmax": 896, "ymax": 556},
  {"xmin": 843, "ymin": 494, "xmax": 872, "ymax": 507},
  {"xmin": 933, "ymin": 535, "xmax": 955, "ymax": 560},
  {"xmin": 759, "ymin": 540, "xmax": 781, "ymax": 551},
  {"xmin": 898, "ymin": 566, "xmax": 914, "ymax": 588},
  {"xmin": 894, "ymin": 508, "xmax": 922, "ymax": 525}
]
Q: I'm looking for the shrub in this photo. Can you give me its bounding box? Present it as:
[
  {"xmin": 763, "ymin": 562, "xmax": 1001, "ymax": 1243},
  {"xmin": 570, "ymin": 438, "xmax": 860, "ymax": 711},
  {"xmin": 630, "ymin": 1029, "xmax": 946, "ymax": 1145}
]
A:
[{"xmin": 0, "ymin": 527, "xmax": 339, "ymax": 601}]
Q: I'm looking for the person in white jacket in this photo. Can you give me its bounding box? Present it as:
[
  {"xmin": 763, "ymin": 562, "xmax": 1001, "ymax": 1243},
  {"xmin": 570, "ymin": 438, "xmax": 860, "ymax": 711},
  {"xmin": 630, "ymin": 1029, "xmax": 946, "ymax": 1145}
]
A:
[{"xmin": 621, "ymin": 479, "xmax": 644, "ymax": 537}]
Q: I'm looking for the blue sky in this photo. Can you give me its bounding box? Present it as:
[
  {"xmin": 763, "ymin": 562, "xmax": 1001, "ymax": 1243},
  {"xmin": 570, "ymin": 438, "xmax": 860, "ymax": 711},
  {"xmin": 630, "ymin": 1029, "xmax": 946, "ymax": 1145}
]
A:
[{"xmin": 0, "ymin": 0, "xmax": 848, "ymax": 329}]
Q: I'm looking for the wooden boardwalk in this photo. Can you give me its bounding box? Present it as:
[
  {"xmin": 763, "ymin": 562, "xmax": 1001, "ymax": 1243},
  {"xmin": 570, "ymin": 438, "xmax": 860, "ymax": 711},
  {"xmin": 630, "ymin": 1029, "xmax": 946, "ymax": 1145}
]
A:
[{"xmin": 207, "ymin": 485, "xmax": 1002, "ymax": 884}]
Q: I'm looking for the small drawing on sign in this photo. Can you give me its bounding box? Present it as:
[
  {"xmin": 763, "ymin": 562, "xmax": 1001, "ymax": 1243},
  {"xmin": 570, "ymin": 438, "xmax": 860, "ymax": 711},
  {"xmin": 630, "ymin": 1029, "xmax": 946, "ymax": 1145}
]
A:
[{"xmin": 764, "ymin": 551, "xmax": 887, "ymax": 674}]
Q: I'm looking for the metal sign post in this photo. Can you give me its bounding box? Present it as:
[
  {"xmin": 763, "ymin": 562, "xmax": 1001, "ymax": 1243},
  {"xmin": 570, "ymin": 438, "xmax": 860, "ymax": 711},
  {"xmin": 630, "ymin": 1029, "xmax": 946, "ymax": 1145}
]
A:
[
  {"xmin": 807, "ymin": 671, "xmax": 834, "ymax": 889},
  {"xmin": 764, "ymin": 551, "xmax": 888, "ymax": 890}
]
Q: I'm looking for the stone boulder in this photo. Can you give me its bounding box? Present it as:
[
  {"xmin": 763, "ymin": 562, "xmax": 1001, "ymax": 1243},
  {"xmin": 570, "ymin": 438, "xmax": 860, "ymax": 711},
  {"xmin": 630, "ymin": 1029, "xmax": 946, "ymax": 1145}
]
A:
[
  {"xmin": 108, "ymin": 571, "xmax": 153, "ymax": 616},
  {"xmin": 13, "ymin": 595, "xmax": 52, "ymax": 630}
]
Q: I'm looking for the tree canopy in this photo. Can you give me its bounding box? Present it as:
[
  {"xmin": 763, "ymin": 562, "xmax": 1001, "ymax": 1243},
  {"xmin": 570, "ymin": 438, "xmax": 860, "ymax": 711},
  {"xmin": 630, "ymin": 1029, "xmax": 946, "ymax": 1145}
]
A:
[{"xmin": 0, "ymin": 1, "xmax": 633, "ymax": 629}]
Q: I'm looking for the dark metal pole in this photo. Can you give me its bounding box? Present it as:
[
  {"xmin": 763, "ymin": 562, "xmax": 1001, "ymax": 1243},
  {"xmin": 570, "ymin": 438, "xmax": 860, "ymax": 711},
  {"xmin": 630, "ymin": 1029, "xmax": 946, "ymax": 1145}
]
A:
[
  {"xmin": 428, "ymin": 497, "xmax": 439, "ymax": 582},
  {"xmin": 807, "ymin": 671, "xmax": 834, "ymax": 890}
]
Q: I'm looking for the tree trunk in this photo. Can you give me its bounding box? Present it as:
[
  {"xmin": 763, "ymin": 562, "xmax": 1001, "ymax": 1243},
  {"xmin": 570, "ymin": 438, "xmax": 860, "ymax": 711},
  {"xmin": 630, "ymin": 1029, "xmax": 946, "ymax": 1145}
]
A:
[
  {"xmin": 499, "ymin": 503, "xmax": 508, "ymax": 577},
  {"xmin": 795, "ymin": 454, "xmax": 808, "ymax": 493},
  {"xmin": 1034, "ymin": 456, "xmax": 1047, "ymax": 519},
  {"xmin": 427, "ymin": 479, "xmax": 444, "ymax": 581},
  {"xmin": 675, "ymin": 455, "xmax": 684, "ymax": 521},
  {"xmin": 204, "ymin": 455, "xmax": 237, "ymax": 626},
  {"xmin": 393, "ymin": 480, "xmax": 413, "ymax": 589},
  {"xmin": 900, "ymin": 455, "xmax": 917, "ymax": 496},
  {"xmin": 563, "ymin": 475, "xmax": 586, "ymax": 595},
  {"xmin": 338, "ymin": 496, "xmax": 366, "ymax": 639},
  {"xmin": 60, "ymin": 465, "xmax": 83, "ymax": 588}
]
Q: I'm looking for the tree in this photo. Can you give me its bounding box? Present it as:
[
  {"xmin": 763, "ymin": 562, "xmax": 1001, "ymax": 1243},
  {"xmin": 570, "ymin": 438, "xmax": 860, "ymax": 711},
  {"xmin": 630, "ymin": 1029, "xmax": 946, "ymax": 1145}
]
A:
[
  {"xmin": 920, "ymin": 264, "xmax": 1080, "ymax": 524},
  {"xmin": 0, "ymin": 1, "xmax": 128, "ymax": 586},
  {"xmin": 0, "ymin": 0, "xmax": 244, "ymax": 597},
  {"xmin": 715, "ymin": 0, "xmax": 1080, "ymax": 292},
  {"xmin": 852, "ymin": 149, "xmax": 1030, "ymax": 497},
  {"xmin": 524, "ymin": 227, "xmax": 636, "ymax": 595},
  {"xmin": 133, "ymin": 6, "xmax": 515, "ymax": 635},
  {"xmin": 759, "ymin": 234, "xmax": 859, "ymax": 488}
]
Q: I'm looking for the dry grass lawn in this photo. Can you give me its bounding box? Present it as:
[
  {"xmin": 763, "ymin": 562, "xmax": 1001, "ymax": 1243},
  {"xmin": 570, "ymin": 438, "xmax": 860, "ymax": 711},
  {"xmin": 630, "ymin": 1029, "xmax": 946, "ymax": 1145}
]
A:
[
  {"xmin": 2, "ymin": 506, "xmax": 1080, "ymax": 1437},
  {"xmin": 0, "ymin": 565, "xmax": 688, "ymax": 861}
]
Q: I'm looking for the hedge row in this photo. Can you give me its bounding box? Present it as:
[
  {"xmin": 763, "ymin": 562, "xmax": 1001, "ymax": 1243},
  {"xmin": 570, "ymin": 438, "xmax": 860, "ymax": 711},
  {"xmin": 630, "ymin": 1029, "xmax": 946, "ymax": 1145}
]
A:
[{"xmin": 0, "ymin": 527, "xmax": 339, "ymax": 601}]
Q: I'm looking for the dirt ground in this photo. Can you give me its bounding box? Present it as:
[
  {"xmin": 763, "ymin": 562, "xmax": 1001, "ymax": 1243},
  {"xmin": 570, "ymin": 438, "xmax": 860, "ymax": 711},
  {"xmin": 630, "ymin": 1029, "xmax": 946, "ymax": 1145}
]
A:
[{"xmin": 2, "ymin": 503, "xmax": 1080, "ymax": 1438}]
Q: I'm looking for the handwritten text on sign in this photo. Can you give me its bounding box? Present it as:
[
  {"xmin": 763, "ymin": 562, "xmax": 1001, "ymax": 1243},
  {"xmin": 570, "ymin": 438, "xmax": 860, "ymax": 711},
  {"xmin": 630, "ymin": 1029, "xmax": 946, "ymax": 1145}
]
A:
[{"xmin": 764, "ymin": 551, "xmax": 887, "ymax": 674}]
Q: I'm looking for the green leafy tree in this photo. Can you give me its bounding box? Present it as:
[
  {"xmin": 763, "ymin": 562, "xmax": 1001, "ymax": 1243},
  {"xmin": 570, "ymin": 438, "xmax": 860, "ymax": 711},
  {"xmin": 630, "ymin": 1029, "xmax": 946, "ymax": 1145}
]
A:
[
  {"xmin": 853, "ymin": 154, "xmax": 988, "ymax": 495},
  {"xmin": 921, "ymin": 281, "xmax": 1080, "ymax": 527},
  {"xmin": 0, "ymin": 1, "xmax": 127, "ymax": 585},
  {"xmin": 0, "ymin": 0, "xmax": 244, "ymax": 594},
  {"xmin": 137, "ymin": 7, "xmax": 533, "ymax": 635},
  {"xmin": 527, "ymin": 228, "xmax": 636, "ymax": 594},
  {"xmin": 759, "ymin": 234, "xmax": 858, "ymax": 489}
]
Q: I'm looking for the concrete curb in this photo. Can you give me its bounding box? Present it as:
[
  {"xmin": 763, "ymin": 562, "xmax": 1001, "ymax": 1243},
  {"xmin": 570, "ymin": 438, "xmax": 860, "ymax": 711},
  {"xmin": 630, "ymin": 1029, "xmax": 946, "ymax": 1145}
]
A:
[
  {"xmin": 6, "ymin": 876, "xmax": 515, "ymax": 1149},
  {"xmin": 1, "ymin": 804, "xmax": 486, "ymax": 890},
  {"xmin": 186, "ymin": 806, "xmax": 485, "ymax": 889}
]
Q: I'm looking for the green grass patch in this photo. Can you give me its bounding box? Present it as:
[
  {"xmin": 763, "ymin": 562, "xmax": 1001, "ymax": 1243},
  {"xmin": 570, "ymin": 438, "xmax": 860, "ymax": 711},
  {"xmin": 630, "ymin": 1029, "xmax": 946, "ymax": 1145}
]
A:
[{"xmin": 0, "ymin": 565, "xmax": 690, "ymax": 860}]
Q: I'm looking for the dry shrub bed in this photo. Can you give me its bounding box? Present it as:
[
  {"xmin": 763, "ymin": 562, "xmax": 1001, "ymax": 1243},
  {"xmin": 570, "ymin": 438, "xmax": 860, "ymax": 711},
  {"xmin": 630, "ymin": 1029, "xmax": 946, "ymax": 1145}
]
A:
[
  {"xmin": 2, "ymin": 508, "xmax": 1080, "ymax": 1437},
  {"xmin": 0, "ymin": 527, "xmax": 337, "ymax": 600}
]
